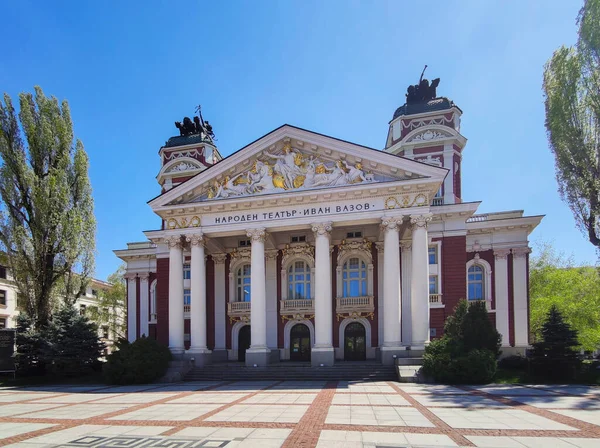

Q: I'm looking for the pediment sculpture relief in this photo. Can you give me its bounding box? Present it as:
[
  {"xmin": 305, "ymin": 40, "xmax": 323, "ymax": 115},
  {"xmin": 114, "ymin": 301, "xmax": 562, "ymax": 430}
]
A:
[{"xmin": 206, "ymin": 143, "xmax": 384, "ymax": 200}]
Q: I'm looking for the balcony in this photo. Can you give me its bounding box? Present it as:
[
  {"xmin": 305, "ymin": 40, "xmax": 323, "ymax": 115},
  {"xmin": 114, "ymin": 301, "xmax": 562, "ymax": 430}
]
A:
[
  {"xmin": 336, "ymin": 296, "xmax": 375, "ymax": 314},
  {"xmin": 227, "ymin": 301, "xmax": 251, "ymax": 317},
  {"xmin": 432, "ymin": 197, "xmax": 444, "ymax": 206},
  {"xmin": 429, "ymin": 294, "xmax": 443, "ymax": 305},
  {"xmin": 280, "ymin": 299, "xmax": 314, "ymax": 314}
]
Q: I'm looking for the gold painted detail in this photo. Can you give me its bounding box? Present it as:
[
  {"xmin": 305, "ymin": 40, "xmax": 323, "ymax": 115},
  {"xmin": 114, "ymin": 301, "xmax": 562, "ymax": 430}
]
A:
[
  {"xmin": 385, "ymin": 193, "xmax": 429, "ymax": 210},
  {"xmin": 229, "ymin": 315, "xmax": 250, "ymax": 325},
  {"xmin": 166, "ymin": 215, "xmax": 201, "ymax": 229},
  {"xmin": 336, "ymin": 311, "xmax": 374, "ymax": 321},
  {"xmin": 281, "ymin": 313, "xmax": 315, "ymax": 323}
]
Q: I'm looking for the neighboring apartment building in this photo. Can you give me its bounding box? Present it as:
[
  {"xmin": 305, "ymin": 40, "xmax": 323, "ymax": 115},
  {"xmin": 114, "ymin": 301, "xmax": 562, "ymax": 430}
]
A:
[{"xmin": 0, "ymin": 264, "xmax": 121, "ymax": 353}]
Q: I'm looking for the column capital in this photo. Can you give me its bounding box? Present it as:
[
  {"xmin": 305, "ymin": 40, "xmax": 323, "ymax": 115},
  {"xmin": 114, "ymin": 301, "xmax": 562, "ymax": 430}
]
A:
[
  {"xmin": 265, "ymin": 249, "xmax": 279, "ymax": 260},
  {"xmin": 400, "ymin": 240, "xmax": 412, "ymax": 251},
  {"xmin": 311, "ymin": 221, "xmax": 333, "ymax": 236},
  {"xmin": 185, "ymin": 233, "xmax": 205, "ymax": 247},
  {"xmin": 211, "ymin": 253, "xmax": 227, "ymax": 265},
  {"xmin": 374, "ymin": 241, "xmax": 385, "ymax": 253},
  {"xmin": 512, "ymin": 247, "xmax": 532, "ymax": 258},
  {"xmin": 139, "ymin": 273, "xmax": 150, "ymax": 282},
  {"xmin": 494, "ymin": 249, "xmax": 511, "ymax": 260},
  {"xmin": 380, "ymin": 216, "xmax": 403, "ymax": 232},
  {"xmin": 246, "ymin": 227, "xmax": 267, "ymax": 243},
  {"xmin": 123, "ymin": 273, "xmax": 137, "ymax": 281},
  {"xmin": 165, "ymin": 235, "xmax": 182, "ymax": 249},
  {"xmin": 410, "ymin": 213, "xmax": 433, "ymax": 229}
]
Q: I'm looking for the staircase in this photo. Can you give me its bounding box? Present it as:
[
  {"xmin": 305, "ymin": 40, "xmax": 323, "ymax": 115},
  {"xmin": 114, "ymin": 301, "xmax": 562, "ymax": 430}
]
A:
[{"xmin": 184, "ymin": 361, "xmax": 397, "ymax": 382}]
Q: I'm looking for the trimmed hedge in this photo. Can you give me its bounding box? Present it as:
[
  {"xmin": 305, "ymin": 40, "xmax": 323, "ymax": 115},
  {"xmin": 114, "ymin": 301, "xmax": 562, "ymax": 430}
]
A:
[{"xmin": 103, "ymin": 336, "xmax": 171, "ymax": 385}]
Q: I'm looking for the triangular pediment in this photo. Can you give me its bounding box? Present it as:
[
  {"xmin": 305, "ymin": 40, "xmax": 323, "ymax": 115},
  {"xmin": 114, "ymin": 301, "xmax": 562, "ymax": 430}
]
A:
[{"xmin": 149, "ymin": 125, "xmax": 447, "ymax": 210}]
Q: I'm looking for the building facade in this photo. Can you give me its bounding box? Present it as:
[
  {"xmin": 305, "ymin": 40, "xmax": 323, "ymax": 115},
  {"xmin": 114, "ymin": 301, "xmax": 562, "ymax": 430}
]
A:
[{"xmin": 115, "ymin": 86, "xmax": 542, "ymax": 366}]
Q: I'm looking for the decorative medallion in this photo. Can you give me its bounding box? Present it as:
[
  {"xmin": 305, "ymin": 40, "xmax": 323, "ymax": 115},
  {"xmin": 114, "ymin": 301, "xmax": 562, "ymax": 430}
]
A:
[
  {"xmin": 166, "ymin": 215, "xmax": 201, "ymax": 230},
  {"xmin": 385, "ymin": 193, "xmax": 428, "ymax": 209}
]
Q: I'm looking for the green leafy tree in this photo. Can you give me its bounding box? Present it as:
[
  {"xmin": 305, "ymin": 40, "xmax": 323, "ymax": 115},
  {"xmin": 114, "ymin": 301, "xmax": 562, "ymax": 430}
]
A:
[
  {"xmin": 88, "ymin": 265, "xmax": 127, "ymax": 341},
  {"xmin": 543, "ymin": 0, "xmax": 600, "ymax": 249},
  {"xmin": 45, "ymin": 305, "xmax": 105, "ymax": 376},
  {"xmin": 530, "ymin": 242, "xmax": 600, "ymax": 351},
  {"xmin": 0, "ymin": 87, "xmax": 95, "ymax": 328}
]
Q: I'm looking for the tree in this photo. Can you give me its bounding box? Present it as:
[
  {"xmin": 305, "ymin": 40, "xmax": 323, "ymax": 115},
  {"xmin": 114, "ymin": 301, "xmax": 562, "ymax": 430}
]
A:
[
  {"xmin": 88, "ymin": 265, "xmax": 127, "ymax": 341},
  {"xmin": 543, "ymin": 0, "xmax": 600, "ymax": 250},
  {"xmin": 0, "ymin": 87, "xmax": 95, "ymax": 328},
  {"xmin": 45, "ymin": 305, "xmax": 105, "ymax": 376},
  {"xmin": 530, "ymin": 242, "xmax": 600, "ymax": 352}
]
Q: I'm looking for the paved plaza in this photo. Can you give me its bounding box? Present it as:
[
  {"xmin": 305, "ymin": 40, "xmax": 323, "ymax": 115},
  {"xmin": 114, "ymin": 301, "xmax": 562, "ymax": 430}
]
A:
[{"xmin": 0, "ymin": 381, "xmax": 599, "ymax": 447}]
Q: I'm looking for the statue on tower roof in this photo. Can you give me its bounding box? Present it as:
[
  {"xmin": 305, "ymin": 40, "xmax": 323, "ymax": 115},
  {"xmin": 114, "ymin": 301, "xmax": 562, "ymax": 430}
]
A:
[
  {"xmin": 173, "ymin": 105, "xmax": 216, "ymax": 143},
  {"xmin": 405, "ymin": 65, "xmax": 440, "ymax": 105}
]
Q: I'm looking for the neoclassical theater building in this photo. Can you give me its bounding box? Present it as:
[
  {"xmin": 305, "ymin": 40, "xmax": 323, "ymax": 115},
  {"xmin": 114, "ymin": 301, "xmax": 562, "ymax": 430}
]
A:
[{"xmin": 115, "ymin": 81, "xmax": 542, "ymax": 366}]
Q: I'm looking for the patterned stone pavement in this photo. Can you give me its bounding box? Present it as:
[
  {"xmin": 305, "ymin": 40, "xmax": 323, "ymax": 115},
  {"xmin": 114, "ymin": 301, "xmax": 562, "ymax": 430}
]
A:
[{"xmin": 0, "ymin": 381, "xmax": 598, "ymax": 447}]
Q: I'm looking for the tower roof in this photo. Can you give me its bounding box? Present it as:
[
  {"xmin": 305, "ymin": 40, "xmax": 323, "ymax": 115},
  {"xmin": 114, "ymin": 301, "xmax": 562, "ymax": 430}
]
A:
[{"xmin": 392, "ymin": 97, "xmax": 460, "ymax": 120}]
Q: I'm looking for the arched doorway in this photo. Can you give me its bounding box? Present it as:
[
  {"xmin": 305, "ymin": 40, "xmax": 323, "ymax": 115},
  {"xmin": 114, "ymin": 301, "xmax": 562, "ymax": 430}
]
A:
[
  {"xmin": 344, "ymin": 322, "xmax": 366, "ymax": 361},
  {"xmin": 290, "ymin": 323, "xmax": 311, "ymax": 362},
  {"xmin": 238, "ymin": 325, "xmax": 251, "ymax": 362}
]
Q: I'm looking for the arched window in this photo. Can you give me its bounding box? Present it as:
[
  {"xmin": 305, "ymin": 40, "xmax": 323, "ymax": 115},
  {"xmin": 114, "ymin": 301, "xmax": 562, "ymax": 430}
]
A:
[
  {"xmin": 468, "ymin": 264, "xmax": 484, "ymax": 300},
  {"xmin": 236, "ymin": 264, "xmax": 251, "ymax": 302},
  {"xmin": 343, "ymin": 257, "xmax": 367, "ymax": 297},
  {"xmin": 288, "ymin": 261, "xmax": 311, "ymax": 300}
]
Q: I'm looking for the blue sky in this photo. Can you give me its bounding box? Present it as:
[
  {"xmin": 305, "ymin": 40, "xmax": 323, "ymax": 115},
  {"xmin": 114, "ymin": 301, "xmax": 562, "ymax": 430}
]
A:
[{"xmin": 1, "ymin": 1, "xmax": 594, "ymax": 280}]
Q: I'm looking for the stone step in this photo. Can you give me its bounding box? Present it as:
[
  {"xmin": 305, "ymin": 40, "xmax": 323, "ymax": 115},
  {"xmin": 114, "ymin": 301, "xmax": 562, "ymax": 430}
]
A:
[
  {"xmin": 396, "ymin": 365, "xmax": 422, "ymax": 383},
  {"xmin": 395, "ymin": 357, "xmax": 424, "ymax": 366}
]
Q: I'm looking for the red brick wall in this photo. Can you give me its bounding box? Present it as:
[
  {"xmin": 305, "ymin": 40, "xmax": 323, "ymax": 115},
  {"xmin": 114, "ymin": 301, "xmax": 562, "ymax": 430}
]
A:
[
  {"xmin": 371, "ymin": 243, "xmax": 379, "ymax": 348},
  {"xmin": 277, "ymin": 251, "xmax": 284, "ymax": 349},
  {"xmin": 441, "ymin": 236, "xmax": 467, "ymax": 321},
  {"xmin": 225, "ymin": 255, "xmax": 231, "ymax": 350},
  {"xmin": 488, "ymin": 312, "xmax": 496, "ymax": 327},
  {"xmin": 156, "ymin": 258, "xmax": 169, "ymax": 347},
  {"xmin": 430, "ymin": 308, "xmax": 445, "ymax": 339},
  {"xmin": 453, "ymin": 154, "xmax": 461, "ymax": 200},
  {"xmin": 413, "ymin": 145, "xmax": 444, "ymax": 155},
  {"xmin": 332, "ymin": 246, "xmax": 340, "ymax": 348}
]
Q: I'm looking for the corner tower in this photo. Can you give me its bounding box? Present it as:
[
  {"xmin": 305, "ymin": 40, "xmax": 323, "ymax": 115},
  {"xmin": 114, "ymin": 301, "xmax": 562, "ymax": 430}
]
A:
[
  {"xmin": 156, "ymin": 109, "xmax": 223, "ymax": 192},
  {"xmin": 385, "ymin": 74, "xmax": 466, "ymax": 205}
]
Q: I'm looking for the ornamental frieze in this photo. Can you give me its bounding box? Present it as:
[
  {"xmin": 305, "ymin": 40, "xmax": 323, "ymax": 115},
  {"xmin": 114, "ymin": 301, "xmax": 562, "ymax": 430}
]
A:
[
  {"xmin": 337, "ymin": 238, "xmax": 372, "ymax": 263},
  {"xmin": 166, "ymin": 215, "xmax": 201, "ymax": 230},
  {"xmin": 384, "ymin": 193, "xmax": 428, "ymax": 209},
  {"xmin": 204, "ymin": 142, "xmax": 393, "ymax": 200},
  {"xmin": 282, "ymin": 243, "xmax": 314, "ymax": 265}
]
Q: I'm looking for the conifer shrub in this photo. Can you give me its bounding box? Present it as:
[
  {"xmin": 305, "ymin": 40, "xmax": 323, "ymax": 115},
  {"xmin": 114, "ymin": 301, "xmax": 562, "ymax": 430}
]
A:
[
  {"xmin": 103, "ymin": 336, "xmax": 171, "ymax": 384},
  {"xmin": 422, "ymin": 300, "xmax": 500, "ymax": 384},
  {"xmin": 14, "ymin": 313, "xmax": 47, "ymax": 376},
  {"xmin": 529, "ymin": 305, "xmax": 581, "ymax": 381}
]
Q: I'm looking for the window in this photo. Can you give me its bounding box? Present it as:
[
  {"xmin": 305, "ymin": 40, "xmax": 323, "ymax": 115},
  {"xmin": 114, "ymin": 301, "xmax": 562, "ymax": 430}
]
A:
[
  {"xmin": 288, "ymin": 261, "xmax": 311, "ymax": 299},
  {"xmin": 346, "ymin": 231, "xmax": 362, "ymax": 239},
  {"xmin": 0, "ymin": 318, "xmax": 5, "ymax": 329},
  {"xmin": 428, "ymin": 246, "xmax": 437, "ymax": 264},
  {"xmin": 429, "ymin": 275, "xmax": 438, "ymax": 294},
  {"xmin": 183, "ymin": 263, "xmax": 191, "ymax": 279},
  {"xmin": 291, "ymin": 235, "xmax": 306, "ymax": 243},
  {"xmin": 184, "ymin": 289, "xmax": 191, "ymax": 306},
  {"xmin": 79, "ymin": 304, "xmax": 86, "ymax": 316},
  {"xmin": 342, "ymin": 257, "xmax": 367, "ymax": 297},
  {"xmin": 91, "ymin": 289, "xmax": 98, "ymax": 297},
  {"xmin": 102, "ymin": 326, "xmax": 109, "ymax": 339},
  {"xmin": 236, "ymin": 264, "xmax": 251, "ymax": 302},
  {"xmin": 468, "ymin": 265, "xmax": 484, "ymax": 300},
  {"xmin": 0, "ymin": 290, "xmax": 6, "ymax": 306},
  {"xmin": 0, "ymin": 266, "xmax": 6, "ymax": 279},
  {"xmin": 238, "ymin": 239, "xmax": 251, "ymax": 247},
  {"xmin": 434, "ymin": 188, "xmax": 443, "ymax": 198}
]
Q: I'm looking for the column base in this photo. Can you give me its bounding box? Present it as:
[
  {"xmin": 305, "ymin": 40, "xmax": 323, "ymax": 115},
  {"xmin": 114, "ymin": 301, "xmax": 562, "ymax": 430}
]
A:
[
  {"xmin": 380, "ymin": 346, "xmax": 406, "ymax": 365},
  {"xmin": 245, "ymin": 347, "xmax": 271, "ymax": 367},
  {"xmin": 169, "ymin": 347, "xmax": 185, "ymax": 357},
  {"xmin": 499, "ymin": 346, "xmax": 529, "ymax": 358},
  {"xmin": 311, "ymin": 346, "xmax": 335, "ymax": 367},
  {"xmin": 185, "ymin": 350, "xmax": 212, "ymax": 367}
]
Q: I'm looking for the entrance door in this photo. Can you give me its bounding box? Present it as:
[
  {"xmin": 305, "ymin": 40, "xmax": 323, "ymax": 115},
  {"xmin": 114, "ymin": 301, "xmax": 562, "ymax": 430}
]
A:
[
  {"xmin": 344, "ymin": 322, "xmax": 366, "ymax": 361},
  {"xmin": 238, "ymin": 325, "xmax": 251, "ymax": 362},
  {"xmin": 290, "ymin": 324, "xmax": 311, "ymax": 361}
]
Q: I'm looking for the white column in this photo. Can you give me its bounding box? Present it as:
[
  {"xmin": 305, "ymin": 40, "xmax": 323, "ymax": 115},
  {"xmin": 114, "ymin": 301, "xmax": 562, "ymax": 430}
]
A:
[
  {"xmin": 410, "ymin": 213, "xmax": 433, "ymax": 349},
  {"xmin": 187, "ymin": 233, "xmax": 210, "ymax": 354},
  {"xmin": 212, "ymin": 254, "xmax": 227, "ymax": 353},
  {"xmin": 126, "ymin": 275, "xmax": 137, "ymax": 342},
  {"xmin": 381, "ymin": 217, "xmax": 402, "ymax": 350},
  {"xmin": 494, "ymin": 249, "xmax": 510, "ymax": 347},
  {"xmin": 266, "ymin": 250, "xmax": 279, "ymax": 350},
  {"xmin": 246, "ymin": 228, "xmax": 270, "ymax": 361},
  {"xmin": 311, "ymin": 221, "xmax": 334, "ymax": 366},
  {"xmin": 443, "ymin": 145, "xmax": 455, "ymax": 204},
  {"xmin": 400, "ymin": 241, "xmax": 413, "ymax": 345},
  {"xmin": 375, "ymin": 242, "xmax": 385, "ymax": 347},
  {"xmin": 139, "ymin": 274, "xmax": 149, "ymax": 338},
  {"xmin": 512, "ymin": 247, "xmax": 531, "ymax": 347},
  {"xmin": 167, "ymin": 235, "xmax": 185, "ymax": 354}
]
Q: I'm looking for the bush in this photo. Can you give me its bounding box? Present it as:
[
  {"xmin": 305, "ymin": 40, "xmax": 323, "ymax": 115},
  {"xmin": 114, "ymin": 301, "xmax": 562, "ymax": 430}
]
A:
[
  {"xmin": 103, "ymin": 336, "xmax": 171, "ymax": 385},
  {"xmin": 14, "ymin": 313, "xmax": 47, "ymax": 376},
  {"xmin": 422, "ymin": 299, "xmax": 501, "ymax": 384},
  {"xmin": 498, "ymin": 355, "xmax": 528, "ymax": 370}
]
